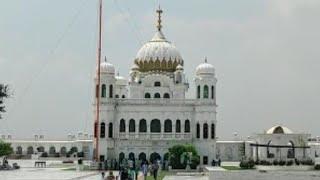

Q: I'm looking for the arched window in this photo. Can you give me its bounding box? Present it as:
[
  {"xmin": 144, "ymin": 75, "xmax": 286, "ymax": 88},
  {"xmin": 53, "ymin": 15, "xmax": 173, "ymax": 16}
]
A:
[
  {"xmin": 154, "ymin": 81, "xmax": 161, "ymax": 87},
  {"xmin": 129, "ymin": 152, "xmax": 135, "ymax": 160},
  {"xmin": 101, "ymin": 84, "xmax": 106, "ymax": 97},
  {"xmin": 120, "ymin": 119, "xmax": 125, "ymax": 132},
  {"xmin": 49, "ymin": 146, "xmax": 56, "ymax": 155},
  {"xmin": 154, "ymin": 93, "xmax": 161, "ymax": 98},
  {"xmin": 151, "ymin": 119, "xmax": 161, "ymax": 133},
  {"xmin": 37, "ymin": 146, "xmax": 45, "ymax": 152},
  {"xmin": 109, "ymin": 84, "xmax": 113, "ymax": 98},
  {"xmin": 288, "ymin": 141, "xmax": 295, "ymax": 159},
  {"xmin": 197, "ymin": 85, "xmax": 201, "ymax": 99},
  {"xmin": 145, "ymin": 93, "xmax": 151, "ymax": 99},
  {"xmin": 122, "ymin": 95, "xmax": 125, "ymax": 98},
  {"xmin": 94, "ymin": 122, "xmax": 98, "ymax": 138},
  {"xmin": 119, "ymin": 152, "xmax": 125, "ymax": 161},
  {"xmin": 164, "ymin": 119, "xmax": 172, "ymax": 133},
  {"xmin": 211, "ymin": 124, "xmax": 215, "ymax": 139},
  {"xmin": 203, "ymin": 123, "xmax": 208, "ymax": 139},
  {"xmin": 185, "ymin": 120, "xmax": 190, "ymax": 133},
  {"xmin": 211, "ymin": 86, "xmax": 215, "ymax": 99},
  {"xmin": 139, "ymin": 119, "xmax": 147, "ymax": 132},
  {"xmin": 164, "ymin": 93, "xmax": 170, "ymax": 99},
  {"xmin": 196, "ymin": 123, "xmax": 200, "ymax": 138},
  {"xmin": 176, "ymin": 120, "xmax": 181, "ymax": 133},
  {"xmin": 139, "ymin": 152, "xmax": 147, "ymax": 161},
  {"xmin": 27, "ymin": 146, "xmax": 34, "ymax": 155},
  {"xmin": 129, "ymin": 119, "xmax": 135, "ymax": 132},
  {"xmin": 115, "ymin": 94, "xmax": 119, "ymax": 98},
  {"xmin": 16, "ymin": 146, "xmax": 22, "ymax": 154},
  {"xmin": 108, "ymin": 123, "xmax": 113, "ymax": 138},
  {"xmin": 203, "ymin": 85, "xmax": 209, "ymax": 99},
  {"xmin": 60, "ymin": 147, "xmax": 67, "ymax": 156},
  {"xmin": 100, "ymin": 122, "xmax": 105, "ymax": 138}
]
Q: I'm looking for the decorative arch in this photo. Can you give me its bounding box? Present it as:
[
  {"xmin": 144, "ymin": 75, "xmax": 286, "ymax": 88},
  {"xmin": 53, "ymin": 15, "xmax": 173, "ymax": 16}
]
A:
[
  {"xmin": 108, "ymin": 122, "xmax": 113, "ymax": 138},
  {"xmin": 129, "ymin": 119, "xmax": 136, "ymax": 132},
  {"xmin": 196, "ymin": 123, "xmax": 200, "ymax": 138},
  {"xmin": 211, "ymin": 85, "xmax": 215, "ymax": 99},
  {"xmin": 100, "ymin": 122, "xmax": 105, "ymax": 138},
  {"xmin": 203, "ymin": 123, "xmax": 208, "ymax": 139},
  {"xmin": 204, "ymin": 85, "xmax": 209, "ymax": 98},
  {"xmin": 16, "ymin": 146, "xmax": 22, "ymax": 154},
  {"xmin": 287, "ymin": 141, "xmax": 295, "ymax": 158},
  {"xmin": 109, "ymin": 84, "xmax": 113, "ymax": 98},
  {"xmin": 120, "ymin": 119, "xmax": 126, "ymax": 132},
  {"xmin": 27, "ymin": 146, "xmax": 34, "ymax": 155},
  {"xmin": 176, "ymin": 120, "xmax": 181, "ymax": 133},
  {"xmin": 211, "ymin": 123, "xmax": 215, "ymax": 139},
  {"xmin": 154, "ymin": 81, "xmax": 161, "ymax": 87},
  {"xmin": 164, "ymin": 119, "xmax": 172, "ymax": 133},
  {"xmin": 119, "ymin": 152, "xmax": 125, "ymax": 161},
  {"xmin": 139, "ymin": 152, "xmax": 147, "ymax": 161},
  {"xmin": 60, "ymin": 147, "xmax": 67, "ymax": 156},
  {"xmin": 185, "ymin": 120, "xmax": 190, "ymax": 133},
  {"xmin": 139, "ymin": 119, "xmax": 147, "ymax": 132},
  {"xmin": 150, "ymin": 152, "xmax": 161, "ymax": 163},
  {"xmin": 151, "ymin": 119, "xmax": 161, "ymax": 133},
  {"xmin": 164, "ymin": 93, "xmax": 170, "ymax": 99},
  {"xmin": 101, "ymin": 84, "xmax": 106, "ymax": 97},
  {"xmin": 129, "ymin": 152, "xmax": 135, "ymax": 160},
  {"xmin": 49, "ymin": 146, "xmax": 56, "ymax": 155},
  {"xmin": 154, "ymin": 93, "xmax": 161, "ymax": 98},
  {"xmin": 37, "ymin": 146, "xmax": 45, "ymax": 153},
  {"xmin": 145, "ymin": 93, "xmax": 151, "ymax": 98}
]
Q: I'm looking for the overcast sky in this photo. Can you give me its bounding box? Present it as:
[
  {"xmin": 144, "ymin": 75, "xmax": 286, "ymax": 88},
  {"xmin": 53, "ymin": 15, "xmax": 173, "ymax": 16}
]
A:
[{"xmin": 0, "ymin": 0, "xmax": 320, "ymax": 140}]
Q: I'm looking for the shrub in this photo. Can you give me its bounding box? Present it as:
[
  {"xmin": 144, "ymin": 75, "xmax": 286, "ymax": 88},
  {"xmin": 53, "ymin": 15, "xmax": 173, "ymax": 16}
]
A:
[
  {"xmin": 41, "ymin": 152, "xmax": 48, "ymax": 157},
  {"xmin": 240, "ymin": 159, "xmax": 255, "ymax": 169},
  {"xmin": 301, "ymin": 159, "xmax": 314, "ymax": 165},
  {"xmin": 286, "ymin": 160, "xmax": 293, "ymax": 166},
  {"xmin": 314, "ymin": 164, "xmax": 320, "ymax": 170},
  {"xmin": 279, "ymin": 160, "xmax": 286, "ymax": 166},
  {"xmin": 294, "ymin": 159, "xmax": 300, "ymax": 165},
  {"xmin": 259, "ymin": 160, "xmax": 271, "ymax": 166},
  {"xmin": 168, "ymin": 144, "xmax": 199, "ymax": 169},
  {"xmin": 273, "ymin": 160, "xmax": 279, "ymax": 166}
]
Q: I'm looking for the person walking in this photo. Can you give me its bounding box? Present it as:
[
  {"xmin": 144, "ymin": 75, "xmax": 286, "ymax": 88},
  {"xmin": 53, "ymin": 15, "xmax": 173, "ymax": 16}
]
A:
[
  {"xmin": 152, "ymin": 161, "xmax": 159, "ymax": 180},
  {"xmin": 141, "ymin": 162, "xmax": 148, "ymax": 180}
]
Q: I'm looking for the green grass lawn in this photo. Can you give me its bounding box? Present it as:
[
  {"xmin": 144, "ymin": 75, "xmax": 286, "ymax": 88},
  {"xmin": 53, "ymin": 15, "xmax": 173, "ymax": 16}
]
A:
[{"xmin": 221, "ymin": 166, "xmax": 242, "ymax": 170}]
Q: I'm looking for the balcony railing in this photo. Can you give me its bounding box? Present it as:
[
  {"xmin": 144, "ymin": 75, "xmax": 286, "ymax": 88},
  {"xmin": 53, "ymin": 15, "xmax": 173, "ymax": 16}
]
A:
[{"xmin": 118, "ymin": 133, "xmax": 192, "ymax": 140}]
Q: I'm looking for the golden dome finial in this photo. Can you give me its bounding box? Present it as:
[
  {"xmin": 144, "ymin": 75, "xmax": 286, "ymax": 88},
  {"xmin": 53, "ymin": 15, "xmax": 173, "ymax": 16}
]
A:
[{"xmin": 156, "ymin": 5, "xmax": 163, "ymax": 31}]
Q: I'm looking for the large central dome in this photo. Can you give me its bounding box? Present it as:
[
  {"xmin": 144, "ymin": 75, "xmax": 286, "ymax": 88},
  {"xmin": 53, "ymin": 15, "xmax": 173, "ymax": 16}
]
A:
[{"xmin": 134, "ymin": 8, "xmax": 183, "ymax": 72}]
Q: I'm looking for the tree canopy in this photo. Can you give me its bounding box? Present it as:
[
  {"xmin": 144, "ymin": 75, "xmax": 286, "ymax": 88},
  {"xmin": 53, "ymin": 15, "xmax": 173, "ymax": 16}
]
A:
[
  {"xmin": 0, "ymin": 84, "xmax": 10, "ymax": 119},
  {"xmin": 167, "ymin": 144, "xmax": 200, "ymax": 169},
  {"xmin": 0, "ymin": 140, "xmax": 13, "ymax": 157}
]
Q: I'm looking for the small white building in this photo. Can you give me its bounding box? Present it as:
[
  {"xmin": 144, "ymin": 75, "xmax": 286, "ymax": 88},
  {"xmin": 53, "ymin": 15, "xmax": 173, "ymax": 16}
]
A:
[{"xmin": 251, "ymin": 125, "xmax": 310, "ymax": 161}]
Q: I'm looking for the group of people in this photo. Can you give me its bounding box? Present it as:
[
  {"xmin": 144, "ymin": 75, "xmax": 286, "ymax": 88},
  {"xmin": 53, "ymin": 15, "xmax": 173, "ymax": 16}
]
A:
[
  {"xmin": 211, "ymin": 159, "xmax": 221, "ymax": 166},
  {"xmin": 100, "ymin": 160, "xmax": 160, "ymax": 180}
]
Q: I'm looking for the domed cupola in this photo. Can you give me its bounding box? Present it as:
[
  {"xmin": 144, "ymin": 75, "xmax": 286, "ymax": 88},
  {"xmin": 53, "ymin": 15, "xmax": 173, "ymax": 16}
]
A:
[
  {"xmin": 134, "ymin": 7, "xmax": 183, "ymax": 73},
  {"xmin": 99, "ymin": 58, "xmax": 115, "ymax": 74},
  {"xmin": 196, "ymin": 58, "xmax": 215, "ymax": 76}
]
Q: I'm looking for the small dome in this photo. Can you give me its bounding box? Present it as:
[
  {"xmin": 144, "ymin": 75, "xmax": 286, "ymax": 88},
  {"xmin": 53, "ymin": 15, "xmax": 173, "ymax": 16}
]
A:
[
  {"xmin": 266, "ymin": 125, "xmax": 293, "ymax": 134},
  {"xmin": 176, "ymin": 64, "xmax": 183, "ymax": 71},
  {"xmin": 196, "ymin": 61, "xmax": 215, "ymax": 76},
  {"xmin": 116, "ymin": 76, "xmax": 127, "ymax": 86},
  {"xmin": 100, "ymin": 61, "xmax": 115, "ymax": 74}
]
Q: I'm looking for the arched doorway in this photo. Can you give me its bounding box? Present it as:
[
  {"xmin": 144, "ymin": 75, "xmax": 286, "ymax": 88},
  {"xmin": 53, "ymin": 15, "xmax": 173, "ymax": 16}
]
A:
[
  {"xmin": 287, "ymin": 141, "xmax": 295, "ymax": 158},
  {"xmin": 150, "ymin": 119, "xmax": 161, "ymax": 133},
  {"xmin": 27, "ymin": 146, "xmax": 34, "ymax": 155},
  {"xmin": 119, "ymin": 152, "xmax": 125, "ymax": 161},
  {"xmin": 150, "ymin": 152, "xmax": 161, "ymax": 163},
  {"xmin": 60, "ymin": 147, "xmax": 67, "ymax": 156},
  {"xmin": 16, "ymin": 146, "xmax": 22, "ymax": 154},
  {"xmin": 139, "ymin": 152, "xmax": 147, "ymax": 161},
  {"xmin": 129, "ymin": 152, "xmax": 135, "ymax": 160}
]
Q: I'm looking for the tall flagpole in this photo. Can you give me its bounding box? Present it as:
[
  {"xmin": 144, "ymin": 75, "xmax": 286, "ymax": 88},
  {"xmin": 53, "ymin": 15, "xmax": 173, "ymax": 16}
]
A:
[{"xmin": 94, "ymin": 0, "xmax": 103, "ymax": 162}]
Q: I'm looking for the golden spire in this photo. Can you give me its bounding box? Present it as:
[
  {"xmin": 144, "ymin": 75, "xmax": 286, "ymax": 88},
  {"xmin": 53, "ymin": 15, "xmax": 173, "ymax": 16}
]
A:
[{"xmin": 156, "ymin": 6, "xmax": 163, "ymax": 31}]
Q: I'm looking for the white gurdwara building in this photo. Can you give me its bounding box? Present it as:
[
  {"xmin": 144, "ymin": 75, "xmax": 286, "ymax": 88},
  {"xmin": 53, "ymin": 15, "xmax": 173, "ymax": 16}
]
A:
[{"xmin": 94, "ymin": 8, "xmax": 217, "ymax": 165}]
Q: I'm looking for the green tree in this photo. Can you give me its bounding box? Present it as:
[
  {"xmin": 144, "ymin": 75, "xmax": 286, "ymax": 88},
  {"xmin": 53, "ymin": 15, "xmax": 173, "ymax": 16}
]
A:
[
  {"xmin": 168, "ymin": 144, "xmax": 200, "ymax": 169},
  {"xmin": 0, "ymin": 84, "xmax": 10, "ymax": 119},
  {"xmin": 0, "ymin": 140, "xmax": 13, "ymax": 157}
]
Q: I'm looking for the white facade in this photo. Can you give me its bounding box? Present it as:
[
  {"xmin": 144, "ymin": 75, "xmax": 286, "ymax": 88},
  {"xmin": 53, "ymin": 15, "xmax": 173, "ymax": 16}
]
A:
[{"xmin": 94, "ymin": 8, "xmax": 217, "ymax": 165}]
